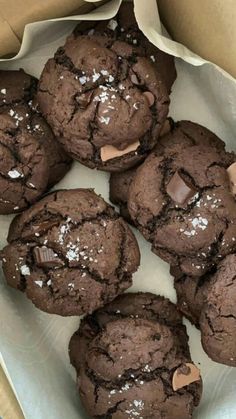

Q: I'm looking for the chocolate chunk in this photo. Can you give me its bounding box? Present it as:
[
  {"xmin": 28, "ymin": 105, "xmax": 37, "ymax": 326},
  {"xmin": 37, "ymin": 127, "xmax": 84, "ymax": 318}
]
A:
[
  {"xmin": 166, "ymin": 171, "xmax": 197, "ymax": 205},
  {"xmin": 172, "ymin": 363, "xmax": 201, "ymax": 391},
  {"xmin": 130, "ymin": 73, "xmax": 140, "ymax": 85},
  {"xmin": 143, "ymin": 91, "xmax": 155, "ymax": 107},
  {"xmin": 33, "ymin": 246, "xmax": 64, "ymax": 269},
  {"xmin": 227, "ymin": 162, "xmax": 236, "ymax": 194},
  {"xmin": 21, "ymin": 219, "xmax": 60, "ymax": 239},
  {"xmin": 100, "ymin": 141, "xmax": 140, "ymax": 162}
]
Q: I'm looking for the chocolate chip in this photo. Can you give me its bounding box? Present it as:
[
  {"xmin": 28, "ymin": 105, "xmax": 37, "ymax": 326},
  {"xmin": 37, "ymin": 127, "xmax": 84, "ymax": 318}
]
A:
[
  {"xmin": 166, "ymin": 172, "xmax": 197, "ymax": 205},
  {"xmin": 172, "ymin": 363, "xmax": 201, "ymax": 391},
  {"xmin": 33, "ymin": 246, "xmax": 64, "ymax": 269},
  {"xmin": 227, "ymin": 162, "xmax": 236, "ymax": 195},
  {"xmin": 143, "ymin": 91, "xmax": 155, "ymax": 107}
]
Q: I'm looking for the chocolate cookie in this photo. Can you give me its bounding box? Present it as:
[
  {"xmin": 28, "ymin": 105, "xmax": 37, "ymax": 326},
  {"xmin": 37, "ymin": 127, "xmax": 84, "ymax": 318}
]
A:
[
  {"xmin": 1, "ymin": 189, "xmax": 140, "ymax": 316},
  {"xmin": 37, "ymin": 25, "xmax": 169, "ymax": 171},
  {"xmin": 128, "ymin": 120, "xmax": 236, "ymax": 277},
  {"xmin": 75, "ymin": 2, "xmax": 177, "ymax": 93},
  {"xmin": 0, "ymin": 70, "xmax": 72, "ymax": 214},
  {"xmin": 78, "ymin": 318, "xmax": 202, "ymax": 418},
  {"xmin": 200, "ymin": 254, "xmax": 236, "ymax": 366},
  {"xmin": 109, "ymin": 118, "xmax": 174, "ymax": 222},
  {"xmin": 69, "ymin": 292, "xmax": 190, "ymax": 374},
  {"xmin": 173, "ymin": 254, "xmax": 236, "ymax": 366}
]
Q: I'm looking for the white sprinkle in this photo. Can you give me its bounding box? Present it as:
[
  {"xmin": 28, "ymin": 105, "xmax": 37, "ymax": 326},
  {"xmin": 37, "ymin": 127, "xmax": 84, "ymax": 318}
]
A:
[
  {"xmin": 133, "ymin": 102, "xmax": 139, "ymax": 110},
  {"xmin": 133, "ymin": 39, "xmax": 137, "ymax": 45},
  {"xmin": 35, "ymin": 280, "xmax": 43, "ymax": 288},
  {"xmin": 125, "ymin": 95, "xmax": 131, "ymax": 100},
  {"xmin": 150, "ymin": 55, "xmax": 155, "ymax": 62},
  {"xmin": 107, "ymin": 19, "xmax": 118, "ymax": 31},
  {"xmin": 14, "ymin": 206, "xmax": 19, "ymax": 210},
  {"xmin": 1, "ymin": 88, "xmax": 6, "ymax": 94},
  {"xmin": 2, "ymin": 258, "xmax": 6, "ymax": 263},
  {"xmin": 47, "ymin": 279, "xmax": 52, "ymax": 286},
  {"xmin": 59, "ymin": 75, "xmax": 64, "ymax": 80},
  {"xmin": 8, "ymin": 169, "xmax": 22, "ymax": 179},
  {"xmin": 9, "ymin": 109, "xmax": 14, "ymax": 116},
  {"xmin": 68, "ymin": 282, "xmax": 75, "ymax": 289},
  {"xmin": 28, "ymin": 182, "xmax": 35, "ymax": 188},
  {"xmin": 82, "ymin": 272, "xmax": 86, "ymax": 277},
  {"xmin": 20, "ymin": 265, "xmax": 30, "ymax": 276}
]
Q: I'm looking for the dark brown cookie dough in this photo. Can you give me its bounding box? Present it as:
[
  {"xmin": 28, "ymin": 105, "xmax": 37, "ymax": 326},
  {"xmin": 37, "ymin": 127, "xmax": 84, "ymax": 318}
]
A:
[
  {"xmin": 37, "ymin": 21, "xmax": 169, "ymax": 172},
  {"xmin": 78, "ymin": 318, "xmax": 202, "ymax": 419},
  {"xmin": 69, "ymin": 292, "xmax": 190, "ymax": 374},
  {"xmin": 0, "ymin": 70, "xmax": 72, "ymax": 214},
  {"xmin": 109, "ymin": 118, "xmax": 174, "ymax": 222},
  {"xmin": 128, "ymin": 120, "xmax": 236, "ymax": 277},
  {"xmin": 75, "ymin": 2, "xmax": 177, "ymax": 93},
  {"xmin": 1, "ymin": 189, "xmax": 140, "ymax": 316}
]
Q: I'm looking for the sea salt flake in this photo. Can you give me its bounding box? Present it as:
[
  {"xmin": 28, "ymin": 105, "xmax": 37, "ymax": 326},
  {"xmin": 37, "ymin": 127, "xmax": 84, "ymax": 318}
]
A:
[
  {"xmin": 101, "ymin": 70, "xmax": 109, "ymax": 76},
  {"xmin": 99, "ymin": 116, "xmax": 110, "ymax": 125},
  {"xmin": 1, "ymin": 88, "xmax": 6, "ymax": 94},
  {"xmin": 107, "ymin": 19, "xmax": 118, "ymax": 31},
  {"xmin": 79, "ymin": 76, "xmax": 87, "ymax": 85},
  {"xmin": 8, "ymin": 169, "xmax": 22, "ymax": 179},
  {"xmin": 92, "ymin": 69, "xmax": 101, "ymax": 83},
  {"xmin": 47, "ymin": 280, "xmax": 52, "ymax": 286},
  {"xmin": 35, "ymin": 280, "xmax": 43, "ymax": 288},
  {"xmin": 20, "ymin": 265, "xmax": 30, "ymax": 276}
]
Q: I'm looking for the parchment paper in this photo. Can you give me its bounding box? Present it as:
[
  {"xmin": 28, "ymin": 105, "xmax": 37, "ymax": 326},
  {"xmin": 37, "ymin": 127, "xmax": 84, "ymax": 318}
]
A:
[{"xmin": 0, "ymin": 1, "xmax": 236, "ymax": 418}]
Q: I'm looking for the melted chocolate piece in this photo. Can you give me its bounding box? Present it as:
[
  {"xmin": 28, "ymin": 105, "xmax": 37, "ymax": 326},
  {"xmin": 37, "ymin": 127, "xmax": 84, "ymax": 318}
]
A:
[
  {"xmin": 33, "ymin": 246, "xmax": 64, "ymax": 269},
  {"xmin": 166, "ymin": 171, "xmax": 197, "ymax": 205}
]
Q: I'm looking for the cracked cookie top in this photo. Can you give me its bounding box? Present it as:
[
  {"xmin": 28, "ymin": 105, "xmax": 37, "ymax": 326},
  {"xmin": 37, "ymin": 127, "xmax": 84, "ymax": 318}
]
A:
[
  {"xmin": 74, "ymin": 2, "xmax": 177, "ymax": 94},
  {"xmin": 128, "ymin": 120, "xmax": 236, "ymax": 277},
  {"xmin": 78, "ymin": 317, "xmax": 202, "ymax": 419},
  {"xmin": 0, "ymin": 70, "xmax": 72, "ymax": 214},
  {"xmin": 69, "ymin": 292, "xmax": 190, "ymax": 374},
  {"xmin": 1, "ymin": 189, "xmax": 140, "ymax": 316},
  {"xmin": 37, "ymin": 27, "xmax": 169, "ymax": 172}
]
